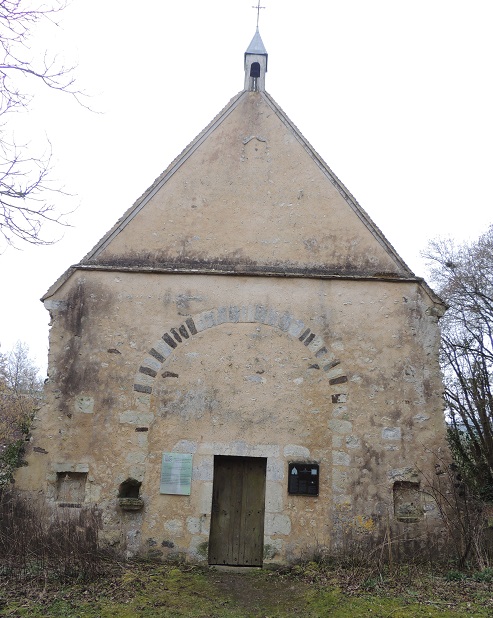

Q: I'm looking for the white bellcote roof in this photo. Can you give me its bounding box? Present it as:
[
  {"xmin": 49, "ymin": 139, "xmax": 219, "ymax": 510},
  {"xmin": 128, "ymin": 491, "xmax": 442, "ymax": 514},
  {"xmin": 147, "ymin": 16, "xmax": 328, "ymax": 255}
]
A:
[{"xmin": 244, "ymin": 28, "xmax": 268, "ymax": 92}]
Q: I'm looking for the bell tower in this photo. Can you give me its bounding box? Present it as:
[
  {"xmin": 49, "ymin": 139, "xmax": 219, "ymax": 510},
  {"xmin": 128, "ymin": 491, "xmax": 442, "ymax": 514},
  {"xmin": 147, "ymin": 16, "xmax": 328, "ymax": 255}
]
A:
[{"xmin": 244, "ymin": 28, "xmax": 268, "ymax": 92}]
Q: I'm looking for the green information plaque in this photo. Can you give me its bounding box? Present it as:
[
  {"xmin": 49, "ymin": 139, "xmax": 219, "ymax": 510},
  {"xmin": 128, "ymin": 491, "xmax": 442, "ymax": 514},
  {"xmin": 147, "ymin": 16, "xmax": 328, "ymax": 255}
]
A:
[{"xmin": 160, "ymin": 453, "xmax": 193, "ymax": 495}]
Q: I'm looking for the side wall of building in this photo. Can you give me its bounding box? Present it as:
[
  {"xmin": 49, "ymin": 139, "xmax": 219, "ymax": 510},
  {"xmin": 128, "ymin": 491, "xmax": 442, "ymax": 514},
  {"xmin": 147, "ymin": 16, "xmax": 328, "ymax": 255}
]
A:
[{"xmin": 16, "ymin": 270, "xmax": 446, "ymax": 563}]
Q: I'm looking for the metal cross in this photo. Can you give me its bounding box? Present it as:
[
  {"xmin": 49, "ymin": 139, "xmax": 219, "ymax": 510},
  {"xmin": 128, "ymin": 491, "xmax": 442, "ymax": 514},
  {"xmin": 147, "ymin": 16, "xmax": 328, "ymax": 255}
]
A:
[{"xmin": 252, "ymin": 1, "xmax": 265, "ymax": 28}]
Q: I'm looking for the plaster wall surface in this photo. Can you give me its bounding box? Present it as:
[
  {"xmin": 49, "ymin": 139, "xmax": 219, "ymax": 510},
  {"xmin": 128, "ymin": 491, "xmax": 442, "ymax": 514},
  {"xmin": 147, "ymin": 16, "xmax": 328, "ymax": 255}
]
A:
[
  {"xmin": 16, "ymin": 270, "xmax": 446, "ymax": 562},
  {"xmin": 87, "ymin": 92, "xmax": 407, "ymax": 278}
]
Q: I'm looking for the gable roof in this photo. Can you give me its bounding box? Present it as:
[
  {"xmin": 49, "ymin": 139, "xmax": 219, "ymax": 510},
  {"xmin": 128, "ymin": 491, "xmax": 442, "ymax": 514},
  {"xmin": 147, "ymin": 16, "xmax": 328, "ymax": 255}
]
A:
[{"xmin": 43, "ymin": 88, "xmax": 439, "ymax": 303}]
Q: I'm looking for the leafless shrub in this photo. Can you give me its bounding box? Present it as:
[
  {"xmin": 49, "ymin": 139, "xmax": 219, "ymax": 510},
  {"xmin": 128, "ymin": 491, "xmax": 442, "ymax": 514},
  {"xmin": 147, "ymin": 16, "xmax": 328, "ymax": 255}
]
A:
[
  {"xmin": 0, "ymin": 490, "xmax": 108, "ymax": 581},
  {"xmin": 303, "ymin": 509, "xmax": 445, "ymax": 586},
  {"xmin": 421, "ymin": 458, "xmax": 492, "ymax": 570}
]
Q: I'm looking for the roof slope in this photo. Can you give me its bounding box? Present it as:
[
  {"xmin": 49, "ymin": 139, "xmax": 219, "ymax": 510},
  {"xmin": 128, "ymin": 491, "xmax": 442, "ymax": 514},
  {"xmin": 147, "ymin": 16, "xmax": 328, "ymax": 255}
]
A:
[{"xmin": 44, "ymin": 89, "xmax": 417, "ymax": 300}]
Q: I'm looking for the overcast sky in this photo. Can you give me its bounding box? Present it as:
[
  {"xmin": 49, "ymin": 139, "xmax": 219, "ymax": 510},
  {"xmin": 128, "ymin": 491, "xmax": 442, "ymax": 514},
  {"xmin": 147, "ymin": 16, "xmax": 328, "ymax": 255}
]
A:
[{"xmin": 1, "ymin": 0, "xmax": 492, "ymax": 373}]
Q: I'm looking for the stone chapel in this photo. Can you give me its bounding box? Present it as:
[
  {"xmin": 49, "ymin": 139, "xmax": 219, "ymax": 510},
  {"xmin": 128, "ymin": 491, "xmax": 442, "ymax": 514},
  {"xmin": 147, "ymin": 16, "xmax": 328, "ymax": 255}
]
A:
[{"xmin": 16, "ymin": 29, "xmax": 447, "ymax": 566}]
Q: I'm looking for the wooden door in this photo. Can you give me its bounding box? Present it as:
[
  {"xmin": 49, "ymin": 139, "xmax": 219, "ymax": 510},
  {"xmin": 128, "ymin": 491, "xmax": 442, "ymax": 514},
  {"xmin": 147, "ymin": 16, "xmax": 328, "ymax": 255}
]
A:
[{"xmin": 208, "ymin": 456, "xmax": 266, "ymax": 566}]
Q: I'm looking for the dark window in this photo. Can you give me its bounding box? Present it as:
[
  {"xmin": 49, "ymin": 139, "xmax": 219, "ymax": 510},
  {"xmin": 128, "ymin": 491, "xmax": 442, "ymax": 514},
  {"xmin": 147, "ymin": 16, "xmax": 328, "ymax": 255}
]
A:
[{"xmin": 250, "ymin": 62, "xmax": 261, "ymax": 78}]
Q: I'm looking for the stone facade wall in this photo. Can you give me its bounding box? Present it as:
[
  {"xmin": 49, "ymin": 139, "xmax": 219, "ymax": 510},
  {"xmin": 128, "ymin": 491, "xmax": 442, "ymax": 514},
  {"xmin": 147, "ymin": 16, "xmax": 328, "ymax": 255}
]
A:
[{"xmin": 16, "ymin": 270, "xmax": 446, "ymax": 563}]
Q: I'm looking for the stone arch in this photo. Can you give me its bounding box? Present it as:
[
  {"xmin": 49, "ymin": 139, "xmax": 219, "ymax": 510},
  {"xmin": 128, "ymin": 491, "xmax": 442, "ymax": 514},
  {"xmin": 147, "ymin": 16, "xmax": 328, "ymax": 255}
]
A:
[{"xmin": 133, "ymin": 304, "xmax": 348, "ymax": 400}]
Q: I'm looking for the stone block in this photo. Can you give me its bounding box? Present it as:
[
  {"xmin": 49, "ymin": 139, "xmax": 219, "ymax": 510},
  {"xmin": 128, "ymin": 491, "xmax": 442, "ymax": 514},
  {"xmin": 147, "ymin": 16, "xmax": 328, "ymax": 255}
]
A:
[
  {"xmin": 75, "ymin": 396, "xmax": 94, "ymax": 414},
  {"xmin": 346, "ymin": 435, "xmax": 361, "ymax": 449},
  {"xmin": 249, "ymin": 444, "xmax": 280, "ymax": 458},
  {"xmin": 325, "ymin": 366, "xmax": 344, "ymax": 380},
  {"xmin": 263, "ymin": 537, "xmax": 283, "ymax": 559},
  {"xmin": 192, "ymin": 456, "xmax": 214, "ymax": 481},
  {"xmin": 164, "ymin": 519, "xmax": 183, "ymax": 536},
  {"xmin": 288, "ymin": 319, "xmax": 305, "ymax": 338},
  {"xmin": 388, "ymin": 467, "xmax": 419, "ymax": 482},
  {"xmin": 119, "ymin": 410, "xmax": 154, "ymax": 425},
  {"xmin": 283, "ymin": 444, "xmax": 310, "ymax": 458},
  {"xmin": 197, "ymin": 442, "xmax": 217, "ymax": 455},
  {"xmin": 329, "ymin": 419, "xmax": 353, "ymax": 434},
  {"xmin": 267, "ymin": 458, "xmax": 284, "ymax": 481},
  {"xmin": 198, "ymin": 482, "xmax": 213, "ymax": 514},
  {"xmin": 264, "ymin": 309, "xmax": 279, "ymax": 327},
  {"xmin": 332, "ymin": 451, "xmax": 351, "ymax": 466},
  {"xmin": 53, "ymin": 462, "xmax": 89, "ymax": 473},
  {"xmin": 245, "ymin": 374, "xmax": 265, "ymax": 383},
  {"xmin": 239, "ymin": 305, "xmax": 256, "ymax": 323},
  {"xmin": 189, "ymin": 534, "xmax": 209, "ymax": 558},
  {"xmin": 265, "ymin": 513, "xmax": 291, "ymax": 536},
  {"xmin": 137, "ymin": 432, "xmax": 148, "ymax": 448},
  {"xmin": 265, "ymin": 482, "xmax": 283, "ymax": 513},
  {"xmin": 278, "ymin": 312, "xmax": 292, "ymax": 332},
  {"xmin": 255, "ymin": 304, "xmax": 268, "ymax": 323},
  {"xmin": 333, "ymin": 494, "xmax": 352, "ymax": 506},
  {"xmin": 152, "ymin": 339, "xmax": 174, "ymax": 360},
  {"xmin": 173, "ymin": 440, "xmax": 198, "ymax": 453},
  {"xmin": 44, "ymin": 299, "xmax": 68, "ymax": 311},
  {"xmin": 307, "ymin": 336, "xmax": 325, "ymax": 354},
  {"xmin": 128, "ymin": 465, "xmax": 146, "ymax": 482},
  {"xmin": 332, "ymin": 435, "xmax": 343, "ymax": 448},
  {"xmin": 195, "ymin": 310, "xmax": 216, "ymax": 332},
  {"xmin": 216, "ymin": 306, "xmax": 229, "ymax": 324},
  {"xmin": 141, "ymin": 356, "xmax": 162, "ymax": 372},
  {"xmin": 331, "ymin": 393, "xmax": 347, "ymax": 404},
  {"xmin": 331, "ymin": 405, "xmax": 348, "ymax": 418},
  {"xmin": 134, "ymin": 373, "xmax": 154, "ymax": 387},
  {"xmin": 229, "ymin": 441, "xmax": 249, "ymax": 456},
  {"xmin": 86, "ymin": 484, "xmax": 102, "ymax": 502},
  {"xmin": 332, "ymin": 469, "xmax": 348, "ymax": 493},
  {"xmin": 186, "ymin": 517, "xmax": 201, "ymax": 534},
  {"xmin": 126, "ymin": 451, "xmax": 146, "ymax": 465},
  {"xmin": 382, "ymin": 427, "xmax": 401, "ymax": 440},
  {"xmin": 228, "ymin": 306, "xmax": 240, "ymax": 323}
]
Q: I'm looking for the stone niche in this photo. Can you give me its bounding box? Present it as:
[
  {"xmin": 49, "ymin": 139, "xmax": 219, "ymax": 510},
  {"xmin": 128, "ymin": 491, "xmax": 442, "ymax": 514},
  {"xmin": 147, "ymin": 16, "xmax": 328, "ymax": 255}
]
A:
[
  {"xmin": 56, "ymin": 471, "xmax": 87, "ymax": 505},
  {"xmin": 118, "ymin": 478, "xmax": 144, "ymax": 511},
  {"xmin": 393, "ymin": 481, "xmax": 422, "ymax": 523}
]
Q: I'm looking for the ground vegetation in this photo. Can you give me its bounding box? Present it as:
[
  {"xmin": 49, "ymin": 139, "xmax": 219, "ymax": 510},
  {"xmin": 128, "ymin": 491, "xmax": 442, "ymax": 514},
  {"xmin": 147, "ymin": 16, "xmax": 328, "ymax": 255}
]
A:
[{"xmin": 1, "ymin": 559, "xmax": 493, "ymax": 617}]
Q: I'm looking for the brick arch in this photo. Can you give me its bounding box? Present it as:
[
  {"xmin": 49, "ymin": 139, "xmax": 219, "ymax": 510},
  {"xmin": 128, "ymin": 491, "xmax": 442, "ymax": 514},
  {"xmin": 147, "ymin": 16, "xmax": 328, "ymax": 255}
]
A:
[{"xmin": 133, "ymin": 304, "xmax": 348, "ymax": 396}]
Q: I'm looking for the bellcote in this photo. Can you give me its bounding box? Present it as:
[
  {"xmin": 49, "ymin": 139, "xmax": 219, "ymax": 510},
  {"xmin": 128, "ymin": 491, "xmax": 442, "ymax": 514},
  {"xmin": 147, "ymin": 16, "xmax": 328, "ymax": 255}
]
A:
[{"xmin": 244, "ymin": 28, "xmax": 268, "ymax": 92}]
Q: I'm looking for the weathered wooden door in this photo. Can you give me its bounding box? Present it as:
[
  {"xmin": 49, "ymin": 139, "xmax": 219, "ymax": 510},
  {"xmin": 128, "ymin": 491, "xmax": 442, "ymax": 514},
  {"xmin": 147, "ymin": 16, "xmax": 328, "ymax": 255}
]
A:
[{"xmin": 208, "ymin": 456, "xmax": 266, "ymax": 566}]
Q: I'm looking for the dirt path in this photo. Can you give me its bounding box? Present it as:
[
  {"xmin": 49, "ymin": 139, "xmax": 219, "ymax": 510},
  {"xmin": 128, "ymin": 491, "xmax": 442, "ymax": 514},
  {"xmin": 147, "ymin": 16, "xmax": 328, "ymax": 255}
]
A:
[{"xmin": 211, "ymin": 569, "xmax": 315, "ymax": 615}]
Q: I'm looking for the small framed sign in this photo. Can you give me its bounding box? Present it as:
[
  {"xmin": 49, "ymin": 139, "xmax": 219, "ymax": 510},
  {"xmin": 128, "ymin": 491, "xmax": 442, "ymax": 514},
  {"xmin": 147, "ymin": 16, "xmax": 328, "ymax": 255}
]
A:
[
  {"xmin": 288, "ymin": 462, "xmax": 319, "ymax": 496},
  {"xmin": 160, "ymin": 453, "xmax": 193, "ymax": 495}
]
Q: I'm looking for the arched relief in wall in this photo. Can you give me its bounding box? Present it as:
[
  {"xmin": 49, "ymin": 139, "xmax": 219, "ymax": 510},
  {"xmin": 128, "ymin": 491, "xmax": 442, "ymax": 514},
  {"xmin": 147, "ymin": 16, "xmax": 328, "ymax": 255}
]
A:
[
  {"xmin": 133, "ymin": 304, "xmax": 349, "ymax": 404},
  {"xmin": 130, "ymin": 304, "xmax": 355, "ymax": 553}
]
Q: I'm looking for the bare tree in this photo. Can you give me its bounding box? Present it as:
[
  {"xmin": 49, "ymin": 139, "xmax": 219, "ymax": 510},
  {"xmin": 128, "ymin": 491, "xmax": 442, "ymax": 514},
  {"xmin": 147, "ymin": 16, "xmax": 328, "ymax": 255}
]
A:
[
  {"xmin": 0, "ymin": 341, "xmax": 41, "ymax": 487},
  {"xmin": 424, "ymin": 225, "xmax": 493, "ymax": 500},
  {"xmin": 0, "ymin": 345, "xmax": 6, "ymax": 386},
  {"xmin": 0, "ymin": 0, "xmax": 83, "ymax": 249},
  {"xmin": 4, "ymin": 340, "xmax": 42, "ymax": 394}
]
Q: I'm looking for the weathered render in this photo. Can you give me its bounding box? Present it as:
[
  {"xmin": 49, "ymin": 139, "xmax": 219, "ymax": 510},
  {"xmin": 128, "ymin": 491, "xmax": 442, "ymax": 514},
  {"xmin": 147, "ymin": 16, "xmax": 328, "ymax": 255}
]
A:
[{"xmin": 16, "ymin": 30, "xmax": 447, "ymax": 565}]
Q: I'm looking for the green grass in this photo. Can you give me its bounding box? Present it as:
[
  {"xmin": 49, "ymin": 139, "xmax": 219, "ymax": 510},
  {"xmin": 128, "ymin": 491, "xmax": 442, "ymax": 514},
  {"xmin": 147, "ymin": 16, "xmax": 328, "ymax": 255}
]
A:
[{"xmin": 1, "ymin": 561, "xmax": 492, "ymax": 617}]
